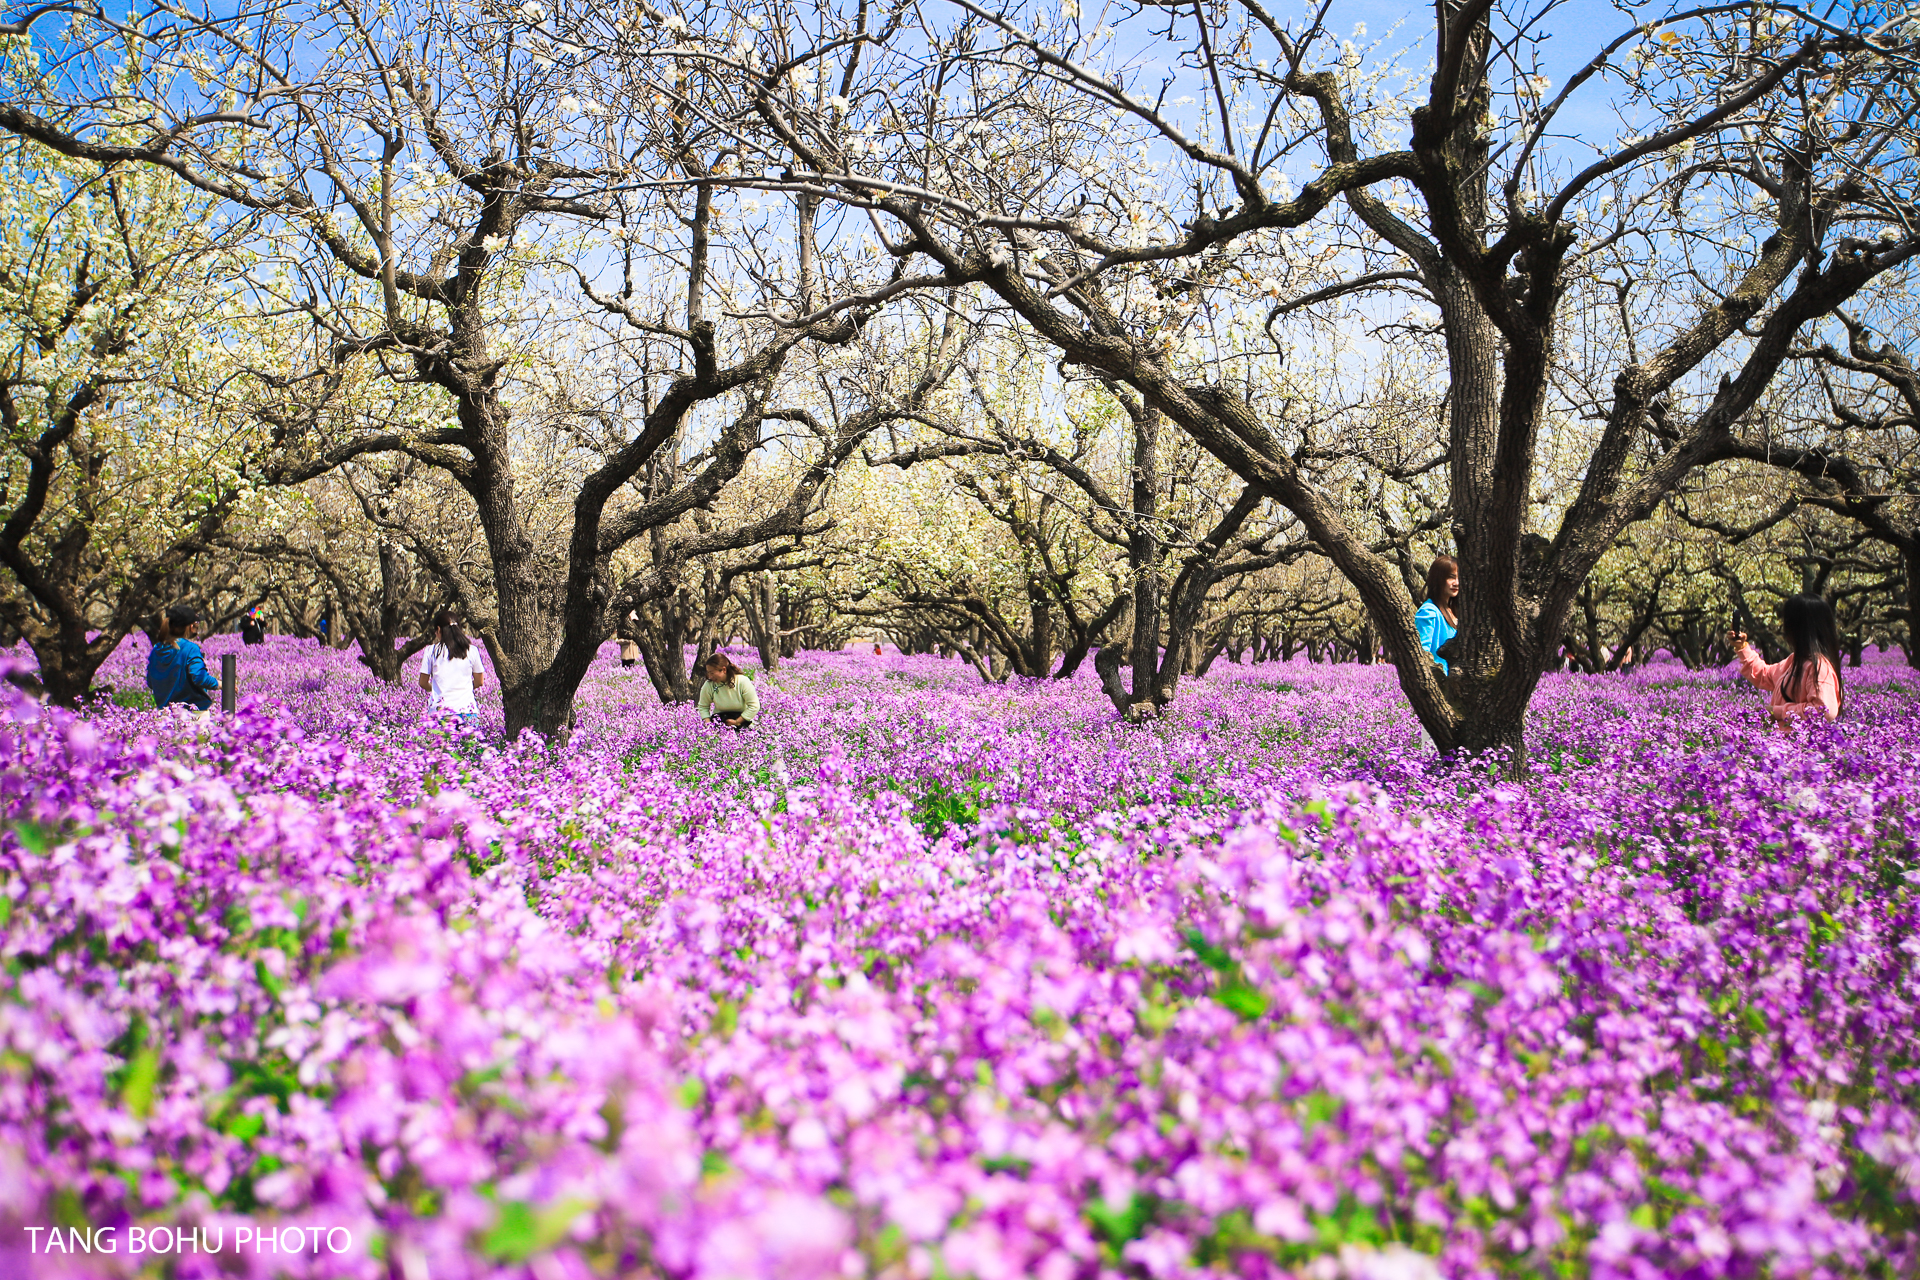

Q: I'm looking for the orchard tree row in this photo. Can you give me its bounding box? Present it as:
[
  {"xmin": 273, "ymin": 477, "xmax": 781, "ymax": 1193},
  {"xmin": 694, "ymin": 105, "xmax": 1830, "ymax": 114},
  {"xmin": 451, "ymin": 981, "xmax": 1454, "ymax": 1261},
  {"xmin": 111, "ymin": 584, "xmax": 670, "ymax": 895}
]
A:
[{"xmin": 1, "ymin": 0, "xmax": 1916, "ymax": 762}]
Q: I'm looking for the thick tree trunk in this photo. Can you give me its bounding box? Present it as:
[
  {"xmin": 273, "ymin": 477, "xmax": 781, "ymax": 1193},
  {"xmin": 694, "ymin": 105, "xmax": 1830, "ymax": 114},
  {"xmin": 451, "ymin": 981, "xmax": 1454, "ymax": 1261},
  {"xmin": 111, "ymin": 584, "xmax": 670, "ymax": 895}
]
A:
[
  {"xmin": 1024, "ymin": 582, "xmax": 1054, "ymax": 677},
  {"xmin": 633, "ymin": 597, "xmax": 696, "ymax": 704},
  {"xmin": 1195, "ymin": 624, "xmax": 1232, "ymax": 677},
  {"xmin": 1449, "ymin": 690, "xmax": 1532, "ymax": 769},
  {"xmin": 752, "ymin": 574, "xmax": 780, "ymax": 672},
  {"xmin": 1054, "ymin": 590, "xmax": 1129, "ymax": 678},
  {"xmin": 1098, "ymin": 402, "xmax": 1170, "ymax": 719},
  {"xmin": 31, "ymin": 630, "xmax": 109, "ymax": 708},
  {"xmin": 1903, "ymin": 539, "xmax": 1920, "ymax": 670}
]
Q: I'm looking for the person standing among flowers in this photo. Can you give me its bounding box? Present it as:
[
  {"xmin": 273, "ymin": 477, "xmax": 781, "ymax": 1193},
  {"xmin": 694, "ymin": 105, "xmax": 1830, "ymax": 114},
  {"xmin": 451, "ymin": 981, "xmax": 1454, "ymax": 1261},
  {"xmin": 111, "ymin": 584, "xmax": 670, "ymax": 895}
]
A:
[
  {"xmin": 418, "ymin": 612, "xmax": 484, "ymax": 723},
  {"xmin": 147, "ymin": 605, "xmax": 221, "ymax": 713},
  {"xmin": 1727, "ymin": 594, "xmax": 1844, "ymax": 729},
  {"xmin": 1414, "ymin": 555, "xmax": 1459, "ymax": 674},
  {"xmin": 619, "ymin": 612, "xmax": 641, "ymax": 669},
  {"xmin": 698, "ymin": 653, "xmax": 759, "ymax": 730}
]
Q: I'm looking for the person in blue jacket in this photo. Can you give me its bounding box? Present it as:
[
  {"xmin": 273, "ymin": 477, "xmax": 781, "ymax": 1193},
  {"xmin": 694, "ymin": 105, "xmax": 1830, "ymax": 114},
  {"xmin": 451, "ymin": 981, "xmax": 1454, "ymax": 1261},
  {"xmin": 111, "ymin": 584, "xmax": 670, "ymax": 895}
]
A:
[
  {"xmin": 1414, "ymin": 555, "xmax": 1459, "ymax": 674},
  {"xmin": 147, "ymin": 605, "xmax": 221, "ymax": 711}
]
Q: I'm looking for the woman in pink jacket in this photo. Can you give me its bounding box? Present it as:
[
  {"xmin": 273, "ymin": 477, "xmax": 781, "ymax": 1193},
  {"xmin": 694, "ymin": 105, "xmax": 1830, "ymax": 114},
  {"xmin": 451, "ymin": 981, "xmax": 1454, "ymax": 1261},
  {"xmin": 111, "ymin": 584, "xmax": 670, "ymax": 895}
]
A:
[{"xmin": 1726, "ymin": 594, "xmax": 1846, "ymax": 730}]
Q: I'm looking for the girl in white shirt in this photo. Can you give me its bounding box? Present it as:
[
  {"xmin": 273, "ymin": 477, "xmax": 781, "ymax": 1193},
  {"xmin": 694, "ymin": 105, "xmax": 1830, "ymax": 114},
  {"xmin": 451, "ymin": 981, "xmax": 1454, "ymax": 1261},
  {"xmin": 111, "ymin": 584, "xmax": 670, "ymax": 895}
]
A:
[{"xmin": 418, "ymin": 615, "xmax": 484, "ymax": 722}]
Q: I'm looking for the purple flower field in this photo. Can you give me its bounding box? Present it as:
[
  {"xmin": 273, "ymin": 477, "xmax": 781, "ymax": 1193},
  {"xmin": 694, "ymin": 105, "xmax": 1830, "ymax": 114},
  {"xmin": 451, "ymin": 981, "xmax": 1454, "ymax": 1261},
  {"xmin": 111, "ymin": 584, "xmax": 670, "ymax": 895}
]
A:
[{"xmin": 2, "ymin": 638, "xmax": 1917, "ymax": 1279}]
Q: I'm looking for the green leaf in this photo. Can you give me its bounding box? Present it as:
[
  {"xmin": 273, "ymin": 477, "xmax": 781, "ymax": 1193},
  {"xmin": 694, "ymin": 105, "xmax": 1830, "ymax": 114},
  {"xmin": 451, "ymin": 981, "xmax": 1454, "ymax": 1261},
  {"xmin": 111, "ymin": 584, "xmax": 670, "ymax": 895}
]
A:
[
  {"xmin": 1183, "ymin": 928, "xmax": 1235, "ymax": 973},
  {"xmin": 710, "ymin": 997, "xmax": 738, "ymax": 1039},
  {"xmin": 224, "ymin": 1113, "xmax": 265, "ymax": 1142},
  {"xmin": 1462, "ymin": 980, "xmax": 1501, "ymax": 1009},
  {"xmin": 1086, "ymin": 1192, "xmax": 1158, "ymax": 1249},
  {"xmin": 480, "ymin": 1198, "xmax": 592, "ymax": 1263},
  {"xmin": 1216, "ymin": 982, "xmax": 1270, "ymax": 1021},
  {"xmin": 121, "ymin": 1045, "xmax": 161, "ymax": 1119},
  {"xmin": 1312, "ymin": 1196, "xmax": 1389, "ymax": 1247},
  {"xmin": 1300, "ymin": 1089, "xmax": 1343, "ymax": 1133},
  {"xmin": 11, "ymin": 822, "xmax": 53, "ymax": 855}
]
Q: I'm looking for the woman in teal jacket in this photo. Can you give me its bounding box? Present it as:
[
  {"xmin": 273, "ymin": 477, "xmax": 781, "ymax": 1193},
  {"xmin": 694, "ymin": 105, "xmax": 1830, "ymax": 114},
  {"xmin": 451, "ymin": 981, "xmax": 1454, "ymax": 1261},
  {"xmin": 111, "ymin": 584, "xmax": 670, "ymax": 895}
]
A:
[
  {"xmin": 1414, "ymin": 555, "xmax": 1459, "ymax": 674},
  {"xmin": 147, "ymin": 605, "xmax": 221, "ymax": 711}
]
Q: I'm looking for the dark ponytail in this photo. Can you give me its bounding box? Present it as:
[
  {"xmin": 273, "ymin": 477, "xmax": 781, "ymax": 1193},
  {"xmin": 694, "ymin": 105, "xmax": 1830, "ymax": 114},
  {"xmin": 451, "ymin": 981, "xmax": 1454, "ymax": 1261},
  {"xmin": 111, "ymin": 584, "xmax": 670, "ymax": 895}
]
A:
[
  {"xmin": 440, "ymin": 619, "xmax": 471, "ymax": 661},
  {"xmin": 1780, "ymin": 594, "xmax": 1845, "ymax": 717}
]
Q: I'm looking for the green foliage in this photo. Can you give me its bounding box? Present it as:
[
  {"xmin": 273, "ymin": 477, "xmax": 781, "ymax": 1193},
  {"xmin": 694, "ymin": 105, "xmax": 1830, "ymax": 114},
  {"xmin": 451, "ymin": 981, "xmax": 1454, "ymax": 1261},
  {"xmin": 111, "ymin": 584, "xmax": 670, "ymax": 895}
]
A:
[
  {"xmin": 480, "ymin": 1198, "xmax": 590, "ymax": 1263},
  {"xmin": 913, "ymin": 776, "xmax": 990, "ymax": 836}
]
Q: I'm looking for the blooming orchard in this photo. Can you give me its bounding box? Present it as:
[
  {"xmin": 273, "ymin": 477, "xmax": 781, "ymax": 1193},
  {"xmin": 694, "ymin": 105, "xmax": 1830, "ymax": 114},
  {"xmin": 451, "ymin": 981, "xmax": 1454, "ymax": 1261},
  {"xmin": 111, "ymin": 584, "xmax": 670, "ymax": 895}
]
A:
[{"xmin": 1, "ymin": 640, "xmax": 1916, "ymax": 1278}]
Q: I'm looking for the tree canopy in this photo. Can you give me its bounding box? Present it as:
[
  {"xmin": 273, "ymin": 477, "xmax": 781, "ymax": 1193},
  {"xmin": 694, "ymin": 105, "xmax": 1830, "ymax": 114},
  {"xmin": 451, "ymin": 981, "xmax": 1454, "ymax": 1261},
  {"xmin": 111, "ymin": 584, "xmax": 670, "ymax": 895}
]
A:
[{"xmin": 1, "ymin": 0, "xmax": 1915, "ymax": 753}]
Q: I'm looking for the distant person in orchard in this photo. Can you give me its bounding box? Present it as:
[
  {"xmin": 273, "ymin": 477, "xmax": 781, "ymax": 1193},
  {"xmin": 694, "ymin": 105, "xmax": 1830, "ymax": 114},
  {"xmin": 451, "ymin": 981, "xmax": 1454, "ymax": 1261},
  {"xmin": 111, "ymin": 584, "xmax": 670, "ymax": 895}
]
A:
[
  {"xmin": 316, "ymin": 615, "xmax": 330, "ymax": 647},
  {"xmin": 872, "ymin": 642, "xmax": 883, "ymax": 656},
  {"xmin": 698, "ymin": 653, "xmax": 759, "ymax": 731},
  {"xmin": 418, "ymin": 612, "xmax": 484, "ymax": 723},
  {"xmin": 619, "ymin": 613, "xmax": 640, "ymax": 669},
  {"xmin": 1415, "ymin": 555, "xmax": 1459, "ymax": 674},
  {"xmin": 147, "ymin": 605, "xmax": 221, "ymax": 713},
  {"xmin": 240, "ymin": 607, "xmax": 266, "ymax": 645},
  {"xmin": 1728, "ymin": 595, "xmax": 1845, "ymax": 730}
]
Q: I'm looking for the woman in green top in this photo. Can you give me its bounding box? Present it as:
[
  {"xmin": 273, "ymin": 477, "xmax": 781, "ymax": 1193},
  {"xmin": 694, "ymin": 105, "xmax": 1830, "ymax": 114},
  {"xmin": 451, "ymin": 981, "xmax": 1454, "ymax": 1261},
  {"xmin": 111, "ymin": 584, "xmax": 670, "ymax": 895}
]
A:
[{"xmin": 698, "ymin": 653, "xmax": 760, "ymax": 729}]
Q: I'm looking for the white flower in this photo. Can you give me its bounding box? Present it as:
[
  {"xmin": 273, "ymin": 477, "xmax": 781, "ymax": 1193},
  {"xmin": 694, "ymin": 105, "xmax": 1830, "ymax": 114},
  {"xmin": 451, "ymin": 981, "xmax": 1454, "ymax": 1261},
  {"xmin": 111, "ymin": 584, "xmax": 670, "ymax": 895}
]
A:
[
  {"xmin": 663, "ymin": 13, "xmax": 689, "ymax": 35},
  {"xmin": 557, "ymin": 94, "xmax": 580, "ymax": 113},
  {"xmin": 828, "ymin": 94, "xmax": 850, "ymax": 112},
  {"xmin": 1338, "ymin": 1244, "xmax": 1443, "ymax": 1280}
]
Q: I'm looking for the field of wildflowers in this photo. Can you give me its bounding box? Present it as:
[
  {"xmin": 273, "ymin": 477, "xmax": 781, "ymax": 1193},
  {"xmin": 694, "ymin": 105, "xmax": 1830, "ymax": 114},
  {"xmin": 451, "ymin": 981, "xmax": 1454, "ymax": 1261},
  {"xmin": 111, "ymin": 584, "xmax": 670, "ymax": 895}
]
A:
[{"xmin": 1, "ymin": 637, "xmax": 1916, "ymax": 1280}]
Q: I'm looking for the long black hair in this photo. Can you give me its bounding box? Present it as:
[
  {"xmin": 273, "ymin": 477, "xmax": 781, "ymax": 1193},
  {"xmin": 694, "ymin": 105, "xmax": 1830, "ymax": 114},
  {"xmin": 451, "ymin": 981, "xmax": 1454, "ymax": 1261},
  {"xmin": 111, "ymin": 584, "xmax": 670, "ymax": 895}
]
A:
[
  {"xmin": 438, "ymin": 614, "xmax": 471, "ymax": 661},
  {"xmin": 1780, "ymin": 594, "xmax": 1844, "ymax": 717},
  {"xmin": 1423, "ymin": 555, "xmax": 1459, "ymax": 625}
]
